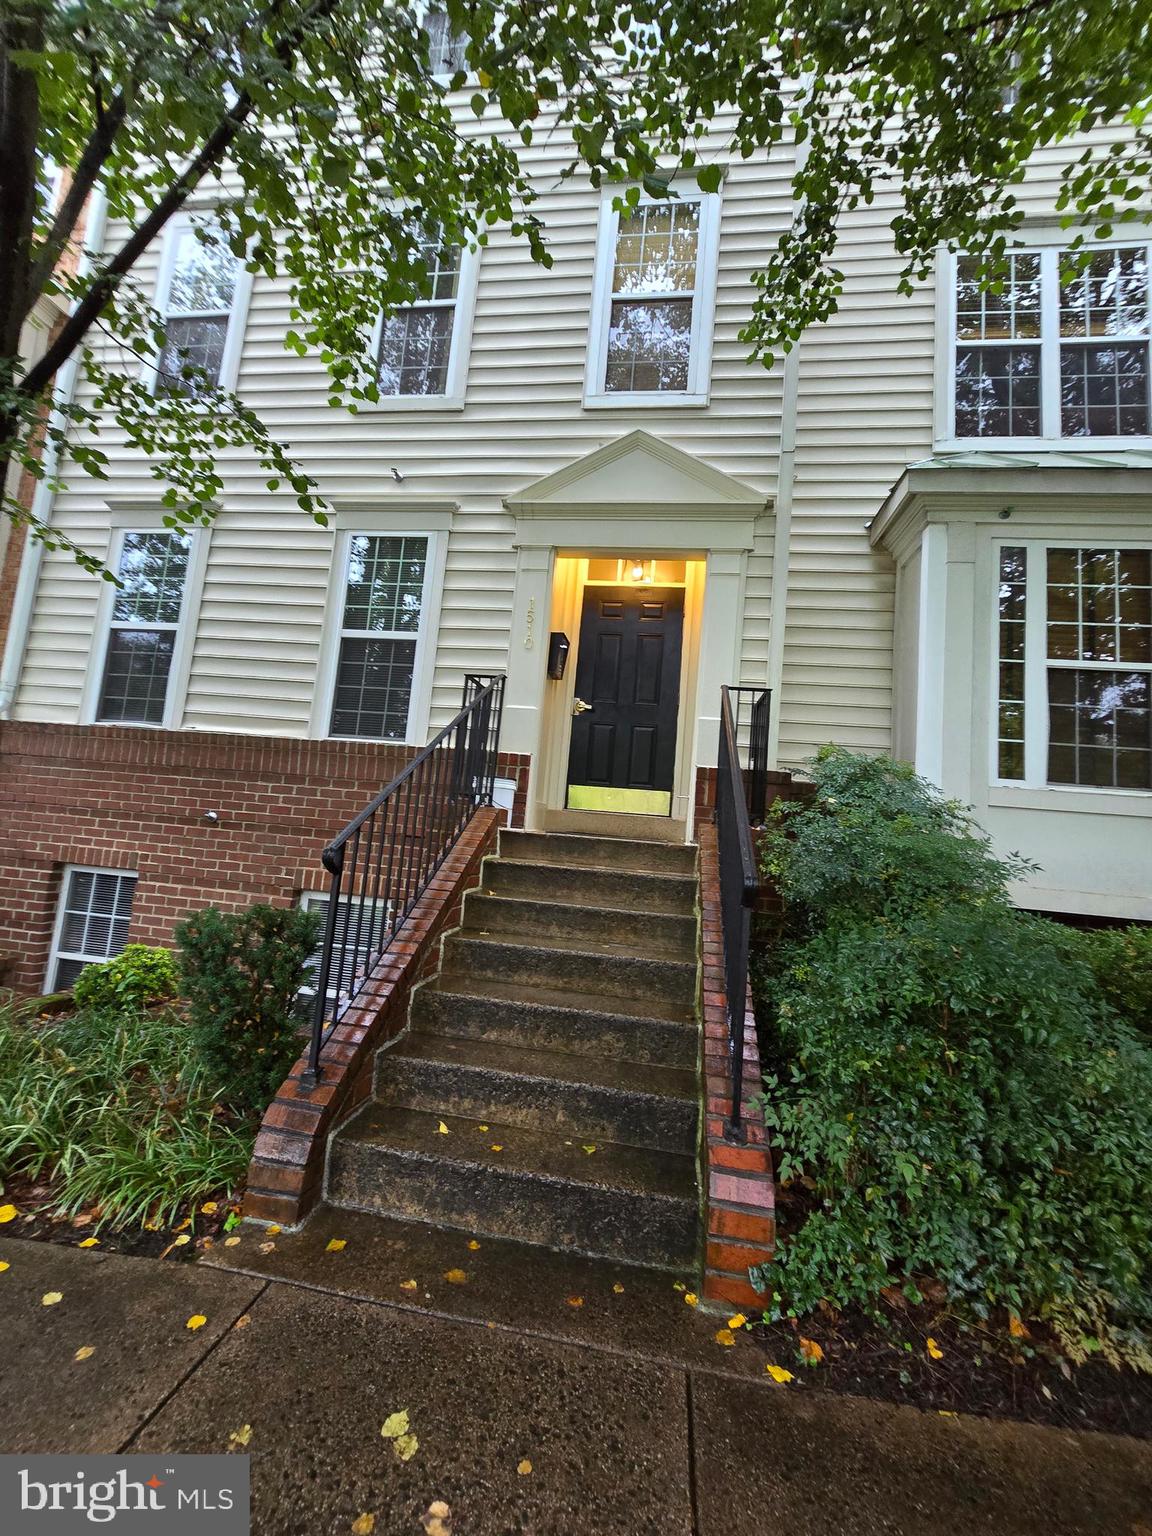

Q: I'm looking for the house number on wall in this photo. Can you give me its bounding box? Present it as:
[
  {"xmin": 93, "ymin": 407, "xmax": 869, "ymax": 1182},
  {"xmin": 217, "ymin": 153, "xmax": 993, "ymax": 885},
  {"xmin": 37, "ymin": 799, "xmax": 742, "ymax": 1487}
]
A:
[{"xmin": 524, "ymin": 597, "xmax": 536, "ymax": 650}]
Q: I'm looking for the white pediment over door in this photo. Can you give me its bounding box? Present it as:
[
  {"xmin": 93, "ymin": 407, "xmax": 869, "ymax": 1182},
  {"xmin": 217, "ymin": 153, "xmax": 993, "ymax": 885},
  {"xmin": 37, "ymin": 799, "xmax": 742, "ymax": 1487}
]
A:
[{"xmin": 503, "ymin": 429, "xmax": 771, "ymax": 522}]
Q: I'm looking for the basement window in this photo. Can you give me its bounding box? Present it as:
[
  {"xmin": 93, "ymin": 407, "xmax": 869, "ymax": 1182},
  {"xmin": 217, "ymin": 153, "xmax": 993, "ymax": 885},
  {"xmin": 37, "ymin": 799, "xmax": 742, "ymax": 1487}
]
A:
[
  {"xmin": 298, "ymin": 891, "xmax": 395, "ymax": 1002},
  {"xmin": 47, "ymin": 867, "xmax": 137, "ymax": 993}
]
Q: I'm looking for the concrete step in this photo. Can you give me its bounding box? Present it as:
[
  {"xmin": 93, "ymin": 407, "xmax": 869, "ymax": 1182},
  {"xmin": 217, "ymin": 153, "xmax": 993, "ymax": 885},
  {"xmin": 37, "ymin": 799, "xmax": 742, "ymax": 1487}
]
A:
[
  {"xmin": 376, "ymin": 1032, "xmax": 698, "ymax": 1152},
  {"xmin": 326, "ymin": 1104, "xmax": 699, "ymax": 1269},
  {"xmin": 439, "ymin": 932, "xmax": 697, "ymax": 1010},
  {"xmin": 482, "ymin": 856, "xmax": 697, "ymax": 916},
  {"xmin": 498, "ymin": 828, "xmax": 697, "ymax": 878},
  {"xmin": 462, "ymin": 891, "xmax": 696, "ymax": 960},
  {"xmin": 412, "ymin": 977, "xmax": 698, "ymax": 1068}
]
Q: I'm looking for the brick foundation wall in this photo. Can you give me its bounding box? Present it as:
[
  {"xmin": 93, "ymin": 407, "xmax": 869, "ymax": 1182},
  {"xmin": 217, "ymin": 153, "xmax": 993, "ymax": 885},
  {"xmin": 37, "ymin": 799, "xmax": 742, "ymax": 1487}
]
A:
[
  {"xmin": 244, "ymin": 807, "xmax": 502, "ymax": 1226},
  {"xmin": 0, "ymin": 718, "xmax": 528, "ymax": 994}
]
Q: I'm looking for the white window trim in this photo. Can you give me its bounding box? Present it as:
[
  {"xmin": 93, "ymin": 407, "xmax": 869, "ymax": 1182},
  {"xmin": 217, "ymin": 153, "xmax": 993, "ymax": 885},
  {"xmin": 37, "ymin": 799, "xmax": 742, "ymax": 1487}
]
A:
[
  {"xmin": 311, "ymin": 525, "xmax": 447, "ymax": 746},
  {"xmin": 363, "ymin": 243, "xmax": 480, "ymax": 412},
  {"xmin": 988, "ymin": 535, "xmax": 1152, "ymax": 795},
  {"xmin": 936, "ymin": 229, "xmax": 1152, "ymax": 451},
  {"xmin": 583, "ymin": 185, "xmax": 722, "ymax": 410},
  {"xmin": 45, "ymin": 864, "xmax": 138, "ymax": 993},
  {"xmin": 142, "ymin": 214, "xmax": 254, "ymax": 396},
  {"xmin": 81, "ymin": 519, "xmax": 210, "ymax": 730}
]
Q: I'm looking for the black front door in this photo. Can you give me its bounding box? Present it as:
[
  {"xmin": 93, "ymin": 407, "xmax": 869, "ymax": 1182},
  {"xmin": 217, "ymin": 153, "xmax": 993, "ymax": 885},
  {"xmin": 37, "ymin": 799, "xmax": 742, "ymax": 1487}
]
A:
[{"xmin": 566, "ymin": 584, "xmax": 685, "ymax": 814}]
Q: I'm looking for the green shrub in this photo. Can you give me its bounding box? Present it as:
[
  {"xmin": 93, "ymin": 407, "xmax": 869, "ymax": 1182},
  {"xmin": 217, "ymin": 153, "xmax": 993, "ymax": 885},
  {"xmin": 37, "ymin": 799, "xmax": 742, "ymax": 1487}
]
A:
[
  {"xmin": 72, "ymin": 944, "xmax": 179, "ymax": 1012},
  {"xmin": 0, "ymin": 1001, "xmax": 250, "ymax": 1227},
  {"xmin": 1049, "ymin": 924, "xmax": 1152, "ymax": 1042},
  {"xmin": 754, "ymin": 747, "xmax": 1152, "ymax": 1367},
  {"xmin": 175, "ymin": 903, "xmax": 322, "ymax": 1116}
]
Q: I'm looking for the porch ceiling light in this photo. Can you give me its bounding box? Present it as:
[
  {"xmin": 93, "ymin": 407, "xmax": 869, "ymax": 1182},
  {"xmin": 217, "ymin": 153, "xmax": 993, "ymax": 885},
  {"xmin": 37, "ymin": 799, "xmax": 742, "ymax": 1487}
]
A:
[{"xmin": 629, "ymin": 559, "xmax": 646, "ymax": 582}]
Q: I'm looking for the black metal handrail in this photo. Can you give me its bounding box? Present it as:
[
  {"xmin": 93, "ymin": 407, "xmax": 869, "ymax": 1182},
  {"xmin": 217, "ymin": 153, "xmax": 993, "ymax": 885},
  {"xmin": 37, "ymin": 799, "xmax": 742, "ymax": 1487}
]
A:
[
  {"xmin": 715, "ymin": 684, "xmax": 771, "ymax": 1139},
  {"xmin": 301, "ymin": 674, "xmax": 505, "ymax": 1087}
]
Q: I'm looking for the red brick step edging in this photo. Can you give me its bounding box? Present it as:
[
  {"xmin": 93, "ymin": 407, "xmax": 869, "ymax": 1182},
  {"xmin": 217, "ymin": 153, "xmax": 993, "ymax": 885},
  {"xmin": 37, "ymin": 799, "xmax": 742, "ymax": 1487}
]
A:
[
  {"xmin": 697, "ymin": 822, "xmax": 775, "ymax": 1310},
  {"xmin": 243, "ymin": 807, "xmax": 503, "ymax": 1228}
]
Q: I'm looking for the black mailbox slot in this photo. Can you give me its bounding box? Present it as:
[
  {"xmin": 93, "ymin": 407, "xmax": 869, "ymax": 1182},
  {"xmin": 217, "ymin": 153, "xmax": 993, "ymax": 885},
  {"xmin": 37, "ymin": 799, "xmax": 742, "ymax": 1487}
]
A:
[{"xmin": 547, "ymin": 632, "xmax": 570, "ymax": 680}]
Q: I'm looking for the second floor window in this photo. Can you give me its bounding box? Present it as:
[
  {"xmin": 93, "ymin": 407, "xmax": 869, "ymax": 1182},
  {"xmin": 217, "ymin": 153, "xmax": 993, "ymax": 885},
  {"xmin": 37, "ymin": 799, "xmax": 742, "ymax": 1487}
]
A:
[
  {"xmin": 329, "ymin": 535, "xmax": 430, "ymax": 740},
  {"xmin": 154, "ymin": 223, "xmax": 244, "ymax": 397},
  {"xmin": 585, "ymin": 190, "xmax": 721, "ymax": 407},
  {"xmin": 377, "ymin": 235, "xmax": 461, "ymax": 397},
  {"xmin": 96, "ymin": 530, "xmax": 192, "ymax": 725},
  {"xmin": 996, "ymin": 543, "xmax": 1151, "ymax": 790},
  {"xmin": 423, "ymin": 5, "xmax": 468, "ymax": 75},
  {"xmin": 951, "ymin": 242, "xmax": 1151, "ymax": 442}
]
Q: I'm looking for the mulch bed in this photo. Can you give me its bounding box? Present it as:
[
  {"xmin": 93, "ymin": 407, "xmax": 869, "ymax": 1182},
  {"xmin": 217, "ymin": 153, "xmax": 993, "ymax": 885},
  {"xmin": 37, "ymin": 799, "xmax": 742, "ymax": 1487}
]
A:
[{"xmin": 746, "ymin": 1299, "xmax": 1152, "ymax": 1440}]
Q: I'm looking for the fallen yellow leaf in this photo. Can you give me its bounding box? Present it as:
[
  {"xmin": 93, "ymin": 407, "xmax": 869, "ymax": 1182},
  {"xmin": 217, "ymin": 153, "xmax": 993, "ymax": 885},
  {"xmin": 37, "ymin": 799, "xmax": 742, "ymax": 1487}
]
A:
[
  {"xmin": 186, "ymin": 1314, "xmax": 207, "ymax": 1331},
  {"xmin": 714, "ymin": 1328, "xmax": 735, "ymax": 1347},
  {"xmin": 799, "ymin": 1336, "xmax": 825, "ymax": 1364},
  {"xmin": 673, "ymin": 1281, "xmax": 686, "ymax": 1292},
  {"xmin": 393, "ymin": 1433, "xmax": 419, "ymax": 1462},
  {"xmin": 201, "ymin": 1201, "xmax": 218, "ymax": 1214},
  {"xmin": 683, "ymin": 1292, "xmax": 699, "ymax": 1308},
  {"xmin": 566, "ymin": 1296, "xmax": 583, "ymax": 1308},
  {"xmin": 420, "ymin": 1502, "xmax": 451, "ymax": 1536},
  {"xmin": 173, "ymin": 1234, "xmax": 191, "ymax": 1247},
  {"xmin": 266, "ymin": 1224, "xmax": 281, "ymax": 1236},
  {"xmin": 174, "ymin": 1218, "xmax": 191, "ymax": 1232},
  {"xmin": 0, "ymin": 1261, "xmax": 10, "ymax": 1273},
  {"xmin": 258, "ymin": 1242, "xmax": 275, "ymax": 1254},
  {"xmin": 0, "ymin": 1204, "xmax": 17, "ymax": 1223},
  {"xmin": 765, "ymin": 1364, "xmax": 794, "ymax": 1383},
  {"xmin": 233, "ymin": 1315, "xmax": 251, "ymax": 1330},
  {"xmin": 727, "ymin": 1313, "xmax": 748, "ymax": 1330},
  {"xmin": 227, "ymin": 1424, "xmax": 252, "ymax": 1449},
  {"xmin": 926, "ymin": 1337, "xmax": 944, "ymax": 1360},
  {"xmin": 517, "ymin": 1459, "xmax": 533, "ymax": 1476},
  {"xmin": 613, "ymin": 1283, "xmax": 625, "ymax": 1294},
  {"xmin": 582, "ymin": 1145, "xmax": 596, "ymax": 1154},
  {"xmin": 490, "ymin": 1144, "xmax": 503, "ymax": 1152},
  {"xmin": 437, "ymin": 1121, "xmax": 450, "ymax": 1135},
  {"xmin": 938, "ymin": 1410, "xmax": 957, "ymax": 1417},
  {"xmin": 326, "ymin": 1239, "xmax": 347, "ymax": 1252},
  {"xmin": 351, "ymin": 1515, "xmax": 376, "ymax": 1535},
  {"xmin": 381, "ymin": 1410, "xmax": 410, "ymax": 1440},
  {"xmin": 41, "ymin": 1291, "xmax": 63, "ymax": 1306},
  {"xmin": 399, "ymin": 1279, "xmax": 418, "ymax": 1291},
  {"xmin": 444, "ymin": 1268, "xmax": 467, "ymax": 1285},
  {"xmin": 224, "ymin": 1236, "xmax": 241, "ymax": 1247},
  {"xmin": 478, "ymin": 1124, "xmax": 489, "ymax": 1132},
  {"xmin": 468, "ymin": 1240, "xmax": 480, "ymax": 1251},
  {"xmin": 1008, "ymin": 1313, "xmax": 1029, "ymax": 1339},
  {"xmin": 78, "ymin": 1237, "xmax": 99, "ymax": 1248},
  {"xmin": 74, "ymin": 1346, "xmax": 96, "ymax": 1361}
]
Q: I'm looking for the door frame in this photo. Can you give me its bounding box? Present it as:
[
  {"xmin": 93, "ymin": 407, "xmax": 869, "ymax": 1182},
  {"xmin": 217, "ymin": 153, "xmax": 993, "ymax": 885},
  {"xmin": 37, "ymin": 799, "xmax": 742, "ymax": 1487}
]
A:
[{"xmin": 536, "ymin": 553, "xmax": 705, "ymax": 826}]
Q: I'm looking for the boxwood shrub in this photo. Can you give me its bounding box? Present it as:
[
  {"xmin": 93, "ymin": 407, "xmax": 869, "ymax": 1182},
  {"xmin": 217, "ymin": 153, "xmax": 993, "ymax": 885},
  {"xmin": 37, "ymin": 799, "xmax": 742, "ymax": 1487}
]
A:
[{"xmin": 753, "ymin": 747, "xmax": 1152, "ymax": 1367}]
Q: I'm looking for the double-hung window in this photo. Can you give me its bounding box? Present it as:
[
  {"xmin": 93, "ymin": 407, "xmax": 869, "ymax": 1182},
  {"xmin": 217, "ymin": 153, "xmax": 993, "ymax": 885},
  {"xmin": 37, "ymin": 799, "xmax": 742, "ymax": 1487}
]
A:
[
  {"xmin": 949, "ymin": 240, "xmax": 1152, "ymax": 443},
  {"xmin": 95, "ymin": 530, "xmax": 193, "ymax": 726},
  {"xmin": 153, "ymin": 221, "xmax": 247, "ymax": 397},
  {"xmin": 423, "ymin": 5, "xmax": 468, "ymax": 74},
  {"xmin": 47, "ymin": 868, "xmax": 137, "ymax": 992},
  {"xmin": 995, "ymin": 543, "xmax": 1151, "ymax": 790},
  {"xmin": 327, "ymin": 534, "xmax": 432, "ymax": 740},
  {"xmin": 372, "ymin": 229, "xmax": 477, "ymax": 407},
  {"xmin": 585, "ymin": 189, "xmax": 721, "ymax": 407}
]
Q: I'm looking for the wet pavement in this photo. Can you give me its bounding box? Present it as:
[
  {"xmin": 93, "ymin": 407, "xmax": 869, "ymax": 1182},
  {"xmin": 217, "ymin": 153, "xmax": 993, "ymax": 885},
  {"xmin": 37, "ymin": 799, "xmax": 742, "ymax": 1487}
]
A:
[{"xmin": 2, "ymin": 1228, "xmax": 1151, "ymax": 1534}]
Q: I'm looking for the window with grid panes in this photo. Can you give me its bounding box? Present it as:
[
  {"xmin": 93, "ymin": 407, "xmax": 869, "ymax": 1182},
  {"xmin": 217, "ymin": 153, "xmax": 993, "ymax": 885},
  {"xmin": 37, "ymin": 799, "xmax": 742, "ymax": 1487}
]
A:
[
  {"xmin": 376, "ymin": 231, "xmax": 462, "ymax": 397},
  {"xmin": 96, "ymin": 531, "xmax": 191, "ymax": 724},
  {"xmin": 48, "ymin": 869, "xmax": 137, "ymax": 992},
  {"xmin": 952, "ymin": 243, "xmax": 1152, "ymax": 440},
  {"xmin": 603, "ymin": 199, "xmax": 701, "ymax": 393},
  {"xmin": 329, "ymin": 535, "xmax": 428, "ymax": 739},
  {"xmin": 155, "ymin": 228, "xmax": 240, "ymax": 397},
  {"xmin": 423, "ymin": 5, "xmax": 468, "ymax": 74},
  {"xmin": 995, "ymin": 544, "xmax": 1151, "ymax": 790}
]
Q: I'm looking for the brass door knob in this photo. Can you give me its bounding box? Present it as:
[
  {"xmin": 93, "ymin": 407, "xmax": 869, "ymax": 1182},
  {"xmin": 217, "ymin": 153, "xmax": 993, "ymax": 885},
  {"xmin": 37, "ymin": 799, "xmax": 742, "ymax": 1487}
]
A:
[{"xmin": 572, "ymin": 697, "xmax": 593, "ymax": 716}]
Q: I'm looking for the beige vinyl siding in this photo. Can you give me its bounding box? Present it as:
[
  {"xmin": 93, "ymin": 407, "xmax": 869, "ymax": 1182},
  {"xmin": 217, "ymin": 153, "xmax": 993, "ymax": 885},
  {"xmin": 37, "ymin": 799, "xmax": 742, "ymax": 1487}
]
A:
[
  {"xmin": 737, "ymin": 522, "xmax": 774, "ymax": 689},
  {"xmin": 16, "ymin": 109, "xmax": 794, "ymax": 737}
]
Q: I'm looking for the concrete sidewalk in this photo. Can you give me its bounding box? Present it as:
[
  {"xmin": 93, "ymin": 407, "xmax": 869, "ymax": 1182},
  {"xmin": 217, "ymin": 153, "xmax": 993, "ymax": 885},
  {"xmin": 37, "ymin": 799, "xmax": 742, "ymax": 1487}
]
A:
[{"xmin": 1, "ymin": 1232, "xmax": 1150, "ymax": 1535}]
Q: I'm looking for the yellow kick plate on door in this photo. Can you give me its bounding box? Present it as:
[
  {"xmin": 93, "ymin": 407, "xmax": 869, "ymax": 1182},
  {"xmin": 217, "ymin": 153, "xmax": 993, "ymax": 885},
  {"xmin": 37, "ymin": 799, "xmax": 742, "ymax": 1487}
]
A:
[{"xmin": 566, "ymin": 786, "xmax": 672, "ymax": 815}]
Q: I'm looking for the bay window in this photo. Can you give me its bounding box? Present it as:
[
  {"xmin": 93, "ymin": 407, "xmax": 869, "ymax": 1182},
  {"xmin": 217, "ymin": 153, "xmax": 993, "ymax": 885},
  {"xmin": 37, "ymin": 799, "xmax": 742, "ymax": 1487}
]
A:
[{"xmin": 996, "ymin": 543, "xmax": 1151, "ymax": 790}]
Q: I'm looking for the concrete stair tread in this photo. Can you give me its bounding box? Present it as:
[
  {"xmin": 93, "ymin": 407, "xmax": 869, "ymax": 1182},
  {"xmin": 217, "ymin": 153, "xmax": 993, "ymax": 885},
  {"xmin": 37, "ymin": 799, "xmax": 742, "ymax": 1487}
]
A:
[
  {"xmin": 390, "ymin": 1030, "xmax": 697, "ymax": 1103},
  {"xmin": 463, "ymin": 891, "xmax": 694, "ymax": 959},
  {"xmin": 488, "ymin": 857, "xmax": 697, "ymax": 911},
  {"xmin": 452, "ymin": 925, "xmax": 697, "ymax": 967},
  {"xmin": 498, "ymin": 829, "xmax": 696, "ymax": 877},
  {"xmin": 428, "ymin": 972, "xmax": 697, "ymax": 1027},
  {"xmin": 334, "ymin": 1104, "xmax": 698, "ymax": 1204}
]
